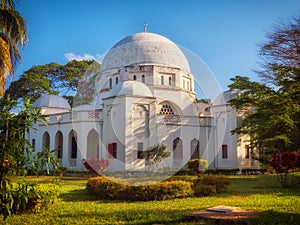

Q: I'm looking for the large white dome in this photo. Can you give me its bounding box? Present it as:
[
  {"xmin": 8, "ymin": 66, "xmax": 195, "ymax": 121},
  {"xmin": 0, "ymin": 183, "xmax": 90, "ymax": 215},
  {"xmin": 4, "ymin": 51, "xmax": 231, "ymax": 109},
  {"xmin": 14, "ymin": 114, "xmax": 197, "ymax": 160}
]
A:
[{"xmin": 101, "ymin": 32, "xmax": 190, "ymax": 72}]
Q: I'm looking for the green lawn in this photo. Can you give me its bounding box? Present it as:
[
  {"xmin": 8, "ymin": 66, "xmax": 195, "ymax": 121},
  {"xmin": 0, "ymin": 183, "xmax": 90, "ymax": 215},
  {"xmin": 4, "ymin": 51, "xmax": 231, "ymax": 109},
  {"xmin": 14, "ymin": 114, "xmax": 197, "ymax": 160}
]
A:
[{"xmin": 1, "ymin": 174, "xmax": 300, "ymax": 225}]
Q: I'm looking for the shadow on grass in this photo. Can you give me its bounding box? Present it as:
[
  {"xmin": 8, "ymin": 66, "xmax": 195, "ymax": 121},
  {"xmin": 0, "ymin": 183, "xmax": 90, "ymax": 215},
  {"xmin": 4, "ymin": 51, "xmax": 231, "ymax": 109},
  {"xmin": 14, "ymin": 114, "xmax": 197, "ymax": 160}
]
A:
[
  {"xmin": 52, "ymin": 207, "xmax": 300, "ymax": 225},
  {"xmin": 59, "ymin": 189, "xmax": 97, "ymax": 202},
  {"xmin": 225, "ymin": 175, "xmax": 300, "ymax": 197},
  {"xmin": 247, "ymin": 210, "xmax": 300, "ymax": 225},
  {"xmin": 53, "ymin": 208, "xmax": 190, "ymax": 225}
]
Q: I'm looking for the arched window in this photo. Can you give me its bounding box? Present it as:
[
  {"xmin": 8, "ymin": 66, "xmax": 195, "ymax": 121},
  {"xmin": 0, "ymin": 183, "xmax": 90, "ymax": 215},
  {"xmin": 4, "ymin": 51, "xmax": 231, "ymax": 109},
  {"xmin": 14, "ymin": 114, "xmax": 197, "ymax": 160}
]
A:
[
  {"xmin": 115, "ymin": 77, "xmax": 119, "ymax": 85},
  {"xmin": 173, "ymin": 137, "xmax": 183, "ymax": 168},
  {"xmin": 109, "ymin": 78, "xmax": 112, "ymax": 88},
  {"xmin": 55, "ymin": 131, "xmax": 63, "ymax": 159},
  {"xmin": 159, "ymin": 104, "xmax": 174, "ymax": 115},
  {"xmin": 161, "ymin": 76, "xmax": 164, "ymax": 85},
  {"xmin": 191, "ymin": 139, "xmax": 200, "ymax": 159},
  {"xmin": 133, "ymin": 75, "xmax": 137, "ymax": 80},
  {"xmin": 173, "ymin": 138, "xmax": 182, "ymax": 155},
  {"xmin": 142, "ymin": 75, "xmax": 145, "ymax": 83},
  {"xmin": 69, "ymin": 130, "xmax": 77, "ymax": 159},
  {"xmin": 183, "ymin": 80, "xmax": 185, "ymax": 89},
  {"xmin": 42, "ymin": 132, "xmax": 50, "ymax": 149},
  {"xmin": 87, "ymin": 129, "xmax": 99, "ymax": 159},
  {"xmin": 187, "ymin": 80, "xmax": 190, "ymax": 91},
  {"xmin": 169, "ymin": 77, "xmax": 172, "ymax": 86}
]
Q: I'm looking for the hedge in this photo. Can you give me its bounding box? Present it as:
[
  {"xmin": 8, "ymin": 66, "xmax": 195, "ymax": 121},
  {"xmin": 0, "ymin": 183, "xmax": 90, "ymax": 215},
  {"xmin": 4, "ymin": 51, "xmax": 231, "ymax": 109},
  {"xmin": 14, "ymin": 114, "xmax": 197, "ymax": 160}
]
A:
[
  {"xmin": 86, "ymin": 176, "xmax": 193, "ymax": 201},
  {"xmin": 194, "ymin": 184, "xmax": 216, "ymax": 196},
  {"xmin": 205, "ymin": 168, "xmax": 240, "ymax": 175},
  {"xmin": 194, "ymin": 175, "xmax": 230, "ymax": 194},
  {"xmin": 241, "ymin": 168, "xmax": 267, "ymax": 175}
]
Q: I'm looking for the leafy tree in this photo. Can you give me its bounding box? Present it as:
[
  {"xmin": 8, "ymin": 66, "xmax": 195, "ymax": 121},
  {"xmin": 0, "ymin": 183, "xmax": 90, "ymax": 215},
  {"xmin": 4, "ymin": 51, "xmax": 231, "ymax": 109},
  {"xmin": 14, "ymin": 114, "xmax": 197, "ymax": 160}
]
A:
[
  {"xmin": 0, "ymin": 96, "xmax": 59, "ymax": 220},
  {"xmin": 228, "ymin": 15, "xmax": 300, "ymax": 186},
  {"xmin": 0, "ymin": 0, "xmax": 28, "ymax": 97},
  {"xmin": 6, "ymin": 60, "xmax": 99, "ymax": 104},
  {"xmin": 271, "ymin": 152, "xmax": 300, "ymax": 188}
]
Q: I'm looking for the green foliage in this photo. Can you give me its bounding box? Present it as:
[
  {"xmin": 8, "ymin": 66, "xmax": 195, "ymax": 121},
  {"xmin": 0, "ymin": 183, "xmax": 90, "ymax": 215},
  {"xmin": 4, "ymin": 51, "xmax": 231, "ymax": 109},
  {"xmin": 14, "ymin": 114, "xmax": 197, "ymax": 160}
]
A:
[
  {"xmin": 187, "ymin": 159, "xmax": 208, "ymax": 174},
  {"xmin": 0, "ymin": 96, "xmax": 59, "ymax": 221},
  {"xmin": 197, "ymin": 175, "xmax": 230, "ymax": 194},
  {"xmin": 28, "ymin": 183, "xmax": 60, "ymax": 212},
  {"xmin": 205, "ymin": 168, "xmax": 240, "ymax": 175},
  {"xmin": 6, "ymin": 60, "xmax": 99, "ymax": 103},
  {"xmin": 164, "ymin": 175, "xmax": 198, "ymax": 184},
  {"xmin": 86, "ymin": 176, "xmax": 193, "ymax": 201},
  {"xmin": 26, "ymin": 145, "xmax": 59, "ymax": 175},
  {"xmin": 86, "ymin": 176, "xmax": 127, "ymax": 200},
  {"xmin": 144, "ymin": 180, "xmax": 193, "ymax": 201},
  {"xmin": 124, "ymin": 180, "xmax": 193, "ymax": 201},
  {"xmin": 193, "ymin": 184, "xmax": 216, "ymax": 197},
  {"xmin": 0, "ymin": 0, "xmax": 28, "ymax": 97},
  {"xmin": 228, "ymin": 15, "xmax": 300, "ymax": 167},
  {"xmin": 0, "ymin": 96, "xmax": 44, "ymax": 178},
  {"xmin": 0, "ymin": 180, "xmax": 59, "ymax": 220},
  {"xmin": 1, "ymin": 174, "xmax": 300, "ymax": 224},
  {"xmin": 241, "ymin": 168, "xmax": 267, "ymax": 175},
  {"xmin": 54, "ymin": 166, "xmax": 68, "ymax": 177},
  {"xmin": 142, "ymin": 144, "xmax": 170, "ymax": 168}
]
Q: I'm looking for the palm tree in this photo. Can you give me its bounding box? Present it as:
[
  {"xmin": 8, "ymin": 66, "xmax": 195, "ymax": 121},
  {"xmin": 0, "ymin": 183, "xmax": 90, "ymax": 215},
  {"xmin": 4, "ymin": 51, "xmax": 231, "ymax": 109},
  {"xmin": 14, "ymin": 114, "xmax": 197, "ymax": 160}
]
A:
[{"xmin": 0, "ymin": 0, "xmax": 27, "ymax": 97}]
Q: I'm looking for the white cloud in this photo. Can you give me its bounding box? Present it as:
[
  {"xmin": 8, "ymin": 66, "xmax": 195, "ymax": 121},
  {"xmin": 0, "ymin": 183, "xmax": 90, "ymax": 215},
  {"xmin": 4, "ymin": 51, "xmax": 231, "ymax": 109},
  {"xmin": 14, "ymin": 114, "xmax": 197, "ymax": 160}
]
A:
[{"xmin": 64, "ymin": 53, "xmax": 105, "ymax": 63}]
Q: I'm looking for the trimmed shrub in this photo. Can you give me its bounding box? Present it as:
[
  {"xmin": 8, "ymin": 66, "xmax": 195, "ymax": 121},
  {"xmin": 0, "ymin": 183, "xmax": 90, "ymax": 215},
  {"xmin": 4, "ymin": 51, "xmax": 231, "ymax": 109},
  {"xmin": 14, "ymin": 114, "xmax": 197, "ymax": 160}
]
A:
[
  {"xmin": 86, "ymin": 177, "xmax": 193, "ymax": 201},
  {"xmin": 200, "ymin": 175, "xmax": 230, "ymax": 193},
  {"xmin": 205, "ymin": 168, "xmax": 240, "ymax": 175},
  {"xmin": 174, "ymin": 168, "xmax": 195, "ymax": 176},
  {"xmin": 194, "ymin": 184, "xmax": 216, "ymax": 197},
  {"xmin": 187, "ymin": 159, "xmax": 208, "ymax": 174},
  {"xmin": 146, "ymin": 181, "xmax": 193, "ymax": 201},
  {"xmin": 164, "ymin": 175, "xmax": 198, "ymax": 184},
  {"xmin": 86, "ymin": 176, "xmax": 127, "ymax": 200},
  {"xmin": 241, "ymin": 168, "xmax": 267, "ymax": 175}
]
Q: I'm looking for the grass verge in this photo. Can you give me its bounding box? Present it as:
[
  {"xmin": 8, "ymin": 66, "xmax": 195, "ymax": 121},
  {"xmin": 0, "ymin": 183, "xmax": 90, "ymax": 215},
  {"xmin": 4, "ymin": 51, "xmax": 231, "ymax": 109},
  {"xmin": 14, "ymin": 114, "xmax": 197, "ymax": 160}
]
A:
[{"xmin": 1, "ymin": 174, "xmax": 299, "ymax": 225}]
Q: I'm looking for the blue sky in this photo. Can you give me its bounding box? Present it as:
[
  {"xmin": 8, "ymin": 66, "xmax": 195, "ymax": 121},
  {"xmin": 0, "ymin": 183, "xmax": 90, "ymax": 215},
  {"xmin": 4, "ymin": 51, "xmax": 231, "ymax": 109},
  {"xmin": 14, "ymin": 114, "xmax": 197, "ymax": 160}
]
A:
[{"xmin": 13, "ymin": 0, "xmax": 300, "ymax": 100}]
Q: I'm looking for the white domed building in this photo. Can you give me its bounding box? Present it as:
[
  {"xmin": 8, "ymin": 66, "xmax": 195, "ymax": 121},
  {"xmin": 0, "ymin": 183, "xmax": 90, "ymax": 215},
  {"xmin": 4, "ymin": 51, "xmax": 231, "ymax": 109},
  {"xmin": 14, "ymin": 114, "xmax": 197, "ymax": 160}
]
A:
[{"xmin": 27, "ymin": 32, "xmax": 258, "ymax": 171}]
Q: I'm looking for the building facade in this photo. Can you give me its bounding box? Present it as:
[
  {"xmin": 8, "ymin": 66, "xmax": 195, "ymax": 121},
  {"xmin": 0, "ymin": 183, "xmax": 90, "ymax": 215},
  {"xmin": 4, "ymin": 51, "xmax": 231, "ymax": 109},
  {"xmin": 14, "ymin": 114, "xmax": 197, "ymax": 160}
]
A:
[{"xmin": 27, "ymin": 32, "xmax": 258, "ymax": 171}]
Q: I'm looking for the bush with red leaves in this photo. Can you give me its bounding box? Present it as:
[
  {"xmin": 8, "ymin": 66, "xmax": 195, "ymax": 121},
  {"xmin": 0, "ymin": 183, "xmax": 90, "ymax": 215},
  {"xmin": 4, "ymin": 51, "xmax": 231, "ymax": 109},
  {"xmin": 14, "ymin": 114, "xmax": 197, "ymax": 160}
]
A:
[
  {"xmin": 83, "ymin": 158, "xmax": 110, "ymax": 175},
  {"xmin": 271, "ymin": 152, "xmax": 300, "ymax": 188}
]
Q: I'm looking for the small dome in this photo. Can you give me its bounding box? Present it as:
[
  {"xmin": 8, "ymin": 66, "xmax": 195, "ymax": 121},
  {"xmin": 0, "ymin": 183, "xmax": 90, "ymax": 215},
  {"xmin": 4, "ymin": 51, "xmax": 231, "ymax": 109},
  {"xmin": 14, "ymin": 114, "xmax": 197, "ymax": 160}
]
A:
[
  {"xmin": 108, "ymin": 80, "xmax": 153, "ymax": 98},
  {"xmin": 34, "ymin": 95, "xmax": 71, "ymax": 109},
  {"xmin": 101, "ymin": 32, "xmax": 190, "ymax": 72},
  {"xmin": 213, "ymin": 90, "xmax": 239, "ymax": 105}
]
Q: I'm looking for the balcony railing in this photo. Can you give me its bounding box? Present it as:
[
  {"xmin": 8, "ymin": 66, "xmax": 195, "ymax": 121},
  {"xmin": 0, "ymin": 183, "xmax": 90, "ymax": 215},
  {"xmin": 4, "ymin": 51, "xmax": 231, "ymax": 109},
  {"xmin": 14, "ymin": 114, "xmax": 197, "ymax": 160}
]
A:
[
  {"xmin": 44, "ymin": 111, "xmax": 103, "ymax": 125},
  {"xmin": 158, "ymin": 115, "xmax": 212, "ymax": 126}
]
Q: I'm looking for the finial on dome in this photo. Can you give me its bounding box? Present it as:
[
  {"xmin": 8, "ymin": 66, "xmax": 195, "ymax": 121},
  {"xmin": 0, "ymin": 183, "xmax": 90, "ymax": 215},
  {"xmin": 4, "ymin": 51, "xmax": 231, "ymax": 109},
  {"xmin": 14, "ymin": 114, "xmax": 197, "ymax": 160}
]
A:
[{"xmin": 143, "ymin": 22, "xmax": 147, "ymax": 32}]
